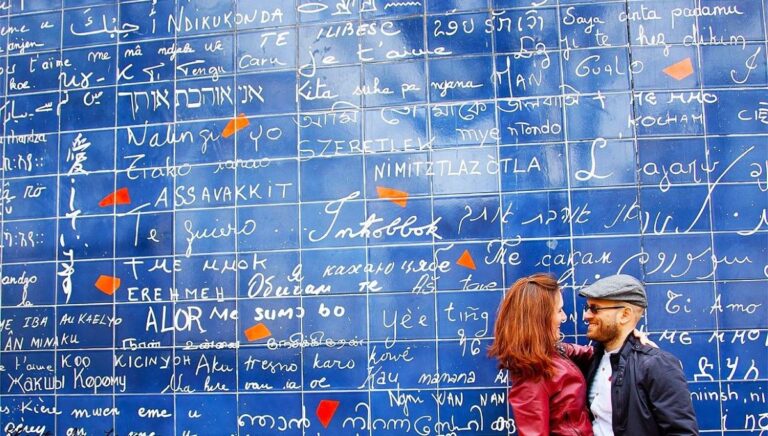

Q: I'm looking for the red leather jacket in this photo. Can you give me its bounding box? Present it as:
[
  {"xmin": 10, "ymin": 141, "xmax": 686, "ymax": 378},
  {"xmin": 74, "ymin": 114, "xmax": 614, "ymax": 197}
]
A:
[{"xmin": 508, "ymin": 343, "xmax": 594, "ymax": 436}]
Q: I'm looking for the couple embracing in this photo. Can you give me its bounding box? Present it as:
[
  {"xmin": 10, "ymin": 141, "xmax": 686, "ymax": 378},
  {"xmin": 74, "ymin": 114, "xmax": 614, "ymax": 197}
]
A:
[{"xmin": 489, "ymin": 274, "xmax": 698, "ymax": 435}]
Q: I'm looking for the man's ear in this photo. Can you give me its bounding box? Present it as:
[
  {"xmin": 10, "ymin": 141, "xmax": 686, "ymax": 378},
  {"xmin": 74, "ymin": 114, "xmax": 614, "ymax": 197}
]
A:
[{"xmin": 619, "ymin": 306, "xmax": 634, "ymax": 325}]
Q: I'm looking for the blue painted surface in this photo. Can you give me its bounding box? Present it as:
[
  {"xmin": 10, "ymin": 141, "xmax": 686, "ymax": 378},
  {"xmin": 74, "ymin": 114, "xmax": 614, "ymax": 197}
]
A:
[{"xmin": 0, "ymin": 0, "xmax": 766, "ymax": 435}]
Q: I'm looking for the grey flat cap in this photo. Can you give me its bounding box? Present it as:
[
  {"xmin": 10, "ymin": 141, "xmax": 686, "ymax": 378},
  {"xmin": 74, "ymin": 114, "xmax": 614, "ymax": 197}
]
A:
[{"xmin": 578, "ymin": 274, "xmax": 647, "ymax": 308}]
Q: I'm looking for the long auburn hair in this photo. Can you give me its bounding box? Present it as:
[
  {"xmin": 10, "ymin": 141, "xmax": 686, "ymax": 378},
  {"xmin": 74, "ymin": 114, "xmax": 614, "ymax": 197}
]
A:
[{"xmin": 488, "ymin": 273, "xmax": 561, "ymax": 381}]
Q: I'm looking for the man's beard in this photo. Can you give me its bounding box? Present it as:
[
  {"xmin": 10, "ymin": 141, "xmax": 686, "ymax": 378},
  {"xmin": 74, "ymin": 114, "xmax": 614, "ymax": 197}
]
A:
[{"xmin": 587, "ymin": 320, "xmax": 621, "ymax": 344}]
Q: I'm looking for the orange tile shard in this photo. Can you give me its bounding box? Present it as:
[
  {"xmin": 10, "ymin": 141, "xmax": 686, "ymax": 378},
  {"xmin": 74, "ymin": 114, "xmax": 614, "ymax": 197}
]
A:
[
  {"xmin": 222, "ymin": 113, "xmax": 250, "ymax": 138},
  {"xmin": 99, "ymin": 187, "xmax": 131, "ymax": 207},
  {"xmin": 663, "ymin": 58, "xmax": 694, "ymax": 81},
  {"xmin": 456, "ymin": 249, "xmax": 477, "ymax": 270},
  {"xmin": 376, "ymin": 186, "xmax": 408, "ymax": 207},
  {"xmin": 95, "ymin": 275, "xmax": 121, "ymax": 295},
  {"xmin": 316, "ymin": 399, "xmax": 340, "ymax": 428},
  {"xmin": 244, "ymin": 323, "xmax": 272, "ymax": 342}
]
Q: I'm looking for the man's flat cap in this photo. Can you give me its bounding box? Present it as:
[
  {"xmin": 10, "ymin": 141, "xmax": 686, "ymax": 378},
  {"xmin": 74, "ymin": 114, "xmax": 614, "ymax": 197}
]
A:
[{"xmin": 578, "ymin": 274, "xmax": 647, "ymax": 308}]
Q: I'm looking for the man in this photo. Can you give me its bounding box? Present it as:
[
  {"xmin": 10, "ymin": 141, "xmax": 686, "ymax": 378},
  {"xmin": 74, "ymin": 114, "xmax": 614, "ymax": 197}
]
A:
[{"xmin": 579, "ymin": 274, "xmax": 699, "ymax": 435}]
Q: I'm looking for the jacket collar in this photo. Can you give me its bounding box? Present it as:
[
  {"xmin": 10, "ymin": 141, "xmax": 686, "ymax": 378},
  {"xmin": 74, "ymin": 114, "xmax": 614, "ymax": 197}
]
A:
[
  {"xmin": 592, "ymin": 331, "xmax": 636, "ymax": 358},
  {"xmin": 610, "ymin": 334, "xmax": 640, "ymax": 387},
  {"xmin": 588, "ymin": 333, "xmax": 637, "ymax": 387},
  {"xmin": 617, "ymin": 333, "xmax": 641, "ymax": 358}
]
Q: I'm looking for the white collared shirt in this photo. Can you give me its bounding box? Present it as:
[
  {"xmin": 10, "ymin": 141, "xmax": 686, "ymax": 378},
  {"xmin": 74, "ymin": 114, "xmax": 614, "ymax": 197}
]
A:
[{"xmin": 589, "ymin": 350, "xmax": 617, "ymax": 436}]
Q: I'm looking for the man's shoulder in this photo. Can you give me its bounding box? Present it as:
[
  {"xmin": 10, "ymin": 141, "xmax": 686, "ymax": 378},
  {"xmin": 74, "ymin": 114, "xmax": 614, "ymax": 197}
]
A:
[
  {"xmin": 629, "ymin": 344, "xmax": 685, "ymax": 378},
  {"xmin": 635, "ymin": 344, "xmax": 680, "ymax": 361},
  {"xmin": 625, "ymin": 335, "xmax": 680, "ymax": 361},
  {"xmin": 621, "ymin": 335, "xmax": 658, "ymax": 361}
]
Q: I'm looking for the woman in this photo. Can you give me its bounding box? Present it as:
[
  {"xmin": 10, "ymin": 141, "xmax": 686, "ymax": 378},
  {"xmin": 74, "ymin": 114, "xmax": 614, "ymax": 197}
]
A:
[{"xmin": 488, "ymin": 273, "xmax": 594, "ymax": 435}]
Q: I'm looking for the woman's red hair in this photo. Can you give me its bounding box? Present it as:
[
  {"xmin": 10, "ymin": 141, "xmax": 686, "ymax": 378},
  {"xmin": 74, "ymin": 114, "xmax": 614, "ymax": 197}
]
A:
[{"xmin": 488, "ymin": 273, "xmax": 560, "ymax": 381}]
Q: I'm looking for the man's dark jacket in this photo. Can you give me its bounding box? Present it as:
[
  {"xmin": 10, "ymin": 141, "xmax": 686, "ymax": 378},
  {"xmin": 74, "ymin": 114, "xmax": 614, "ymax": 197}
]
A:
[{"xmin": 586, "ymin": 334, "xmax": 699, "ymax": 435}]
